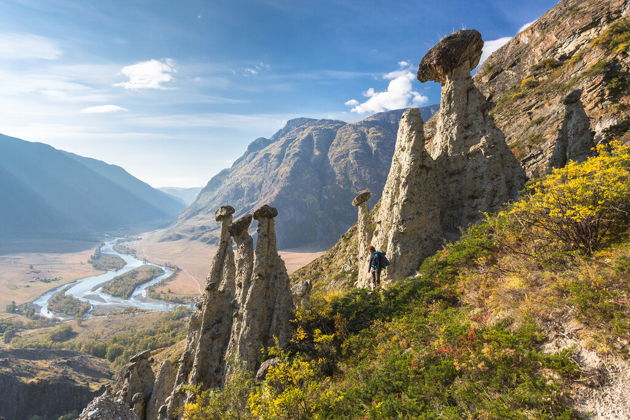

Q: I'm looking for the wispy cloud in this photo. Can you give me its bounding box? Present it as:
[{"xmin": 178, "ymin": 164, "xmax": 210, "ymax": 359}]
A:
[
  {"xmin": 0, "ymin": 32, "xmax": 62, "ymax": 60},
  {"xmin": 80, "ymin": 104, "xmax": 128, "ymax": 114},
  {"xmin": 243, "ymin": 62, "xmax": 271, "ymax": 76},
  {"xmin": 345, "ymin": 62, "xmax": 428, "ymax": 114},
  {"xmin": 115, "ymin": 58, "xmax": 177, "ymax": 90}
]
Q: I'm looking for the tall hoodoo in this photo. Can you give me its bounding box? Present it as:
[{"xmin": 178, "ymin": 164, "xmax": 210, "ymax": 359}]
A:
[
  {"xmin": 419, "ymin": 29, "xmax": 526, "ymax": 239},
  {"xmin": 226, "ymin": 205, "xmax": 294, "ymax": 372},
  {"xmin": 352, "ymin": 190, "xmax": 373, "ymax": 288},
  {"xmin": 549, "ymin": 89, "xmax": 595, "ymax": 170},
  {"xmin": 355, "ymin": 30, "xmax": 526, "ymax": 287},
  {"xmin": 370, "ymin": 109, "xmax": 442, "ymax": 284}
]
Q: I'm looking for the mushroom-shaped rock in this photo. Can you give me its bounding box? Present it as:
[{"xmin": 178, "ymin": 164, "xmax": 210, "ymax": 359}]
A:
[
  {"xmin": 129, "ymin": 349, "xmax": 152, "ymax": 363},
  {"xmin": 228, "ymin": 214, "xmax": 253, "ymax": 237},
  {"xmin": 563, "ymin": 89, "xmax": 582, "ymax": 105},
  {"xmin": 352, "ymin": 190, "xmax": 371, "ymax": 207},
  {"xmin": 215, "ymin": 205, "xmax": 235, "ymax": 221},
  {"xmin": 417, "ymin": 29, "xmax": 483, "ymax": 83},
  {"xmin": 253, "ymin": 204, "xmax": 278, "ymax": 219}
]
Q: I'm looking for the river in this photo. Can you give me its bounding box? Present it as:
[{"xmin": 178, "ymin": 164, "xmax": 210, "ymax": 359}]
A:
[{"xmin": 33, "ymin": 239, "xmax": 183, "ymax": 319}]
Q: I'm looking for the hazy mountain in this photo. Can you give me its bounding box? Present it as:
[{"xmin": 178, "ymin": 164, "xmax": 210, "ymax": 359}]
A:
[
  {"xmin": 162, "ymin": 106, "xmax": 438, "ymax": 249},
  {"xmin": 0, "ymin": 134, "xmax": 185, "ymax": 249},
  {"xmin": 159, "ymin": 187, "xmax": 203, "ymax": 206}
]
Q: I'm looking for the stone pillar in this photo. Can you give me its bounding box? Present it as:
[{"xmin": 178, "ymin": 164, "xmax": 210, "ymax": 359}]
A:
[
  {"xmin": 352, "ymin": 190, "xmax": 373, "ymax": 289},
  {"xmin": 418, "ymin": 29, "xmax": 525, "ymax": 239},
  {"xmin": 549, "ymin": 89, "xmax": 595, "ymax": 171},
  {"xmin": 227, "ymin": 205, "xmax": 293, "ymax": 371},
  {"xmin": 371, "ymin": 109, "xmax": 442, "ymax": 284}
]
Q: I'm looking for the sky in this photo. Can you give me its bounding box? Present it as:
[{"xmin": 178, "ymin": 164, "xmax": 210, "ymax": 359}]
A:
[{"xmin": 0, "ymin": 0, "xmax": 559, "ymax": 188}]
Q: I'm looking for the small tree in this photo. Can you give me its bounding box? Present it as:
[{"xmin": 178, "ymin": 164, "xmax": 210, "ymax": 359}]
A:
[
  {"xmin": 3, "ymin": 326, "xmax": 17, "ymax": 344},
  {"xmin": 509, "ymin": 141, "xmax": 629, "ymax": 255}
]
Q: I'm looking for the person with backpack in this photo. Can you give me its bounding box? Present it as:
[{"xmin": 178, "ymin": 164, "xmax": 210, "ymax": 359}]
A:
[{"xmin": 367, "ymin": 245, "xmax": 389, "ymax": 288}]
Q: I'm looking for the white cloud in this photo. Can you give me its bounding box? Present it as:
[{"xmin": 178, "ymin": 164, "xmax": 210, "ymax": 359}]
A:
[
  {"xmin": 243, "ymin": 62, "xmax": 271, "ymax": 77},
  {"xmin": 478, "ymin": 37, "xmax": 511, "ymax": 67},
  {"xmin": 345, "ymin": 63, "xmax": 428, "ymax": 114},
  {"xmin": 115, "ymin": 58, "xmax": 176, "ymax": 90},
  {"xmin": 80, "ymin": 104, "xmax": 128, "ymax": 114},
  {"xmin": 0, "ymin": 33, "xmax": 62, "ymax": 60}
]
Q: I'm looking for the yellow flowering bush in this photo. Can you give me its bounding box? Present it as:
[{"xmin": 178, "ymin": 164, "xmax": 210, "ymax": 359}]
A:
[{"xmin": 509, "ymin": 141, "xmax": 630, "ymax": 254}]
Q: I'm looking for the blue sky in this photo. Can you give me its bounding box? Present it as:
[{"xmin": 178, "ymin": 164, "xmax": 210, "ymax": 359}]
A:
[{"xmin": 0, "ymin": 0, "xmax": 558, "ymax": 187}]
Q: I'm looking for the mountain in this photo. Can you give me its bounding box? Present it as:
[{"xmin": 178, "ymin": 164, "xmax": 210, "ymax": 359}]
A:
[
  {"xmin": 0, "ymin": 134, "xmax": 185, "ymax": 249},
  {"xmin": 159, "ymin": 187, "xmax": 203, "ymax": 206},
  {"xmin": 162, "ymin": 105, "xmax": 438, "ymax": 249}
]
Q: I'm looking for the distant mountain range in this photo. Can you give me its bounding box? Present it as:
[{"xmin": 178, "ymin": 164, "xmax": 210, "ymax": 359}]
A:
[
  {"xmin": 0, "ymin": 133, "xmax": 184, "ymax": 250},
  {"xmin": 159, "ymin": 187, "xmax": 202, "ymax": 206},
  {"xmin": 162, "ymin": 105, "xmax": 439, "ymax": 249}
]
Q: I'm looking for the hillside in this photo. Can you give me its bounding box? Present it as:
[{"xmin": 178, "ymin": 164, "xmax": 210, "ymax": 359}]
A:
[
  {"xmin": 0, "ymin": 134, "xmax": 185, "ymax": 251},
  {"xmin": 184, "ymin": 142, "xmax": 630, "ymax": 419},
  {"xmin": 161, "ymin": 106, "xmax": 438, "ymax": 249}
]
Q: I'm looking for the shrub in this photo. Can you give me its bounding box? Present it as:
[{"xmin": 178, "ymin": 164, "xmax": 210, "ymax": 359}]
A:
[
  {"xmin": 593, "ymin": 18, "xmax": 630, "ymax": 54},
  {"xmin": 508, "ymin": 141, "xmax": 630, "ymax": 255},
  {"xmin": 49, "ymin": 324, "xmax": 75, "ymax": 342}
]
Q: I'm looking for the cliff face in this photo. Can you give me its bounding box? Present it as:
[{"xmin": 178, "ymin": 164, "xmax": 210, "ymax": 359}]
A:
[
  {"xmin": 162, "ymin": 107, "xmax": 438, "ymax": 250},
  {"xmin": 472, "ymin": 0, "xmax": 629, "ymax": 177},
  {"xmin": 0, "ymin": 348, "xmax": 111, "ymax": 420}
]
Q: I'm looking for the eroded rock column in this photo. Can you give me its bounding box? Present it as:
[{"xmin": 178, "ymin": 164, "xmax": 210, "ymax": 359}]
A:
[
  {"xmin": 352, "ymin": 190, "xmax": 373, "ymax": 288},
  {"xmin": 226, "ymin": 205, "xmax": 294, "ymax": 372},
  {"xmin": 549, "ymin": 89, "xmax": 595, "ymax": 170},
  {"xmin": 370, "ymin": 109, "xmax": 442, "ymax": 284},
  {"xmin": 418, "ymin": 29, "xmax": 526, "ymax": 239}
]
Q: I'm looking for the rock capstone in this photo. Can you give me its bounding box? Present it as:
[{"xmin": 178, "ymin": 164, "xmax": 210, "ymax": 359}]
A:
[{"xmin": 418, "ymin": 30, "xmax": 484, "ymax": 83}]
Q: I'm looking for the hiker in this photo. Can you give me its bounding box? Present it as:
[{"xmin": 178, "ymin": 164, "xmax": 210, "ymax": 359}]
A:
[{"xmin": 367, "ymin": 245, "xmax": 388, "ymax": 288}]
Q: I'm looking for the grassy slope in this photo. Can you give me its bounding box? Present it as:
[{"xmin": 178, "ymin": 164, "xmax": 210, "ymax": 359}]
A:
[{"xmin": 187, "ymin": 146, "xmax": 629, "ymax": 419}]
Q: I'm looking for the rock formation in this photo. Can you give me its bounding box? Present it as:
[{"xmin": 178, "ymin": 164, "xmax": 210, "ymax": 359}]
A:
[
  {"xmin": 549, "ymin": 89, "xmax": 595, "ymax": 170},
  {"xmin": 420, "ymin": 29, "xmax": 526, "ymax": 240},
  {"xmin": 355, "ymin": 30, "xmax": 525, "ymax": 286},
  {"xmin": 80, "ymin": 204, "xmax": 294, "ymax": 420},
  {"xmin": 352, "ymin": 190, "xmax": 374, "ymax": 288}
]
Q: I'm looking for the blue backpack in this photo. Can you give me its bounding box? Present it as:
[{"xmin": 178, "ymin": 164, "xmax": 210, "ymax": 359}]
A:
[{"xmin": 378, "ymin": 251, "xmax": 390, "ymax": 268}]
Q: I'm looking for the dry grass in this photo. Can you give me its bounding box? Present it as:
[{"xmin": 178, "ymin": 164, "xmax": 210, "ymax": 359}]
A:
[
  {"xmin": 130, "ymin": 231, "xmax": 323, "ymax": 297},
  {"xmin": 0, "ymin": 247, "xmax": 103, "ymax": 308}
]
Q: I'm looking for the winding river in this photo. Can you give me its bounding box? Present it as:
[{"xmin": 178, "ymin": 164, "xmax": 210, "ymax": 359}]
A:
[{"xmin": 33, "ymin": 239, "xmax": 182, "ymax": 319}]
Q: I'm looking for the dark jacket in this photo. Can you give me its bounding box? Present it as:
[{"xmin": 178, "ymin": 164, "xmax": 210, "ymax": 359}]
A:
[{"xmin": 368, "ymin": 251, "xmax": 384, "ymax": 271}]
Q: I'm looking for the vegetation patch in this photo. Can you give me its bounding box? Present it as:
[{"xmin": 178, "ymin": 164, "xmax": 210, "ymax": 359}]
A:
[
  {"xmin": 48, "ymin": 287, "xmax": 91, "ymax": 318},
  {"xmin": 593, "ymin": 18, "xmax": 630, "ymax": 54},
  {"xmin": 531, "ymin": 57, "xmax": 563, "ymax": 72},
  {"xmin": 101, "ymin": 266, "xmax": 164, "ymax": 298},
  {"xmin": 89, "ymin": 245, "xmax": 126, "ymax": 271}
]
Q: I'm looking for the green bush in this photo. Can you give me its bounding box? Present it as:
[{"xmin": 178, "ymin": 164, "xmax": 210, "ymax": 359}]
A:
[{"xmin": 49, "ymin": 324, "xmax": 75, "ymax": 342}]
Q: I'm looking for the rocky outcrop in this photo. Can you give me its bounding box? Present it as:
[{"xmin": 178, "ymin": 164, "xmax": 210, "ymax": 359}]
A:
[
  {"xmin": 162, "ymin": 107, "xmax": 438, "ymax": 250},
  {"xmin": 81, "ymin": 205, "xmax": 295, "ymax": 420},
  {"xmin": 355, "ymin": 30, "xmax": 525, "ymax": 286},
  {"xmin": 168, "ymin": 205, "xmax": 293, "ymax": 418},
  {"xmin": 0, "ymin": 349, "xmax": 111, "ymax": 420},
  {"xmin": 549, "ymin": 89, "xmax": 596, "ymax": 170},
  {"xmin": 352, "ymin": 190, "xmax": 373, "ymax": 288}
]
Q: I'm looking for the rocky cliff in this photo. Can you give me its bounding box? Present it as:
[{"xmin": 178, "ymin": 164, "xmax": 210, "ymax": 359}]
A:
[
  {"xmin": 162, "ymin": 107, "xmax": 438, "ymax": 250},
  {"xmin": 0, "ymin": 348, "xmax": 111, "ymax": 420},
  {"xmin": 472, "ymin": 0, "xmax": 629, "ymax": 176}
]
